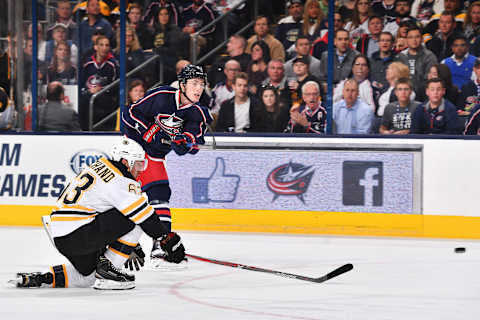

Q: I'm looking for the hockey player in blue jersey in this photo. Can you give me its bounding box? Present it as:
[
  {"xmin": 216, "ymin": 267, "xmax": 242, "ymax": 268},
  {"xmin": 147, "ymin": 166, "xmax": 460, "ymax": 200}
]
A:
[{"xmin": 121, "ymin": 64, "xmax": 213, "ymax": 268}]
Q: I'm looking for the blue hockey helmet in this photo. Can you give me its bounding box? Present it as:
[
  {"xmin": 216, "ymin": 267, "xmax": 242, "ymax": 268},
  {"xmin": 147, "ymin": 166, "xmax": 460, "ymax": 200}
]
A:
[{"xmin": 177, "ymin": 64, "xmax": 207, "ymax": 85}]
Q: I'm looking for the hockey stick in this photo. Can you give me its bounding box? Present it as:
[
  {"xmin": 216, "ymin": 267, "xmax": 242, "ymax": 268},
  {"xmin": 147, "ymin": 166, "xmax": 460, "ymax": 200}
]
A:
[{"xmin": 186, "ymin": 253, "xmax": 353, "ymax": 284}]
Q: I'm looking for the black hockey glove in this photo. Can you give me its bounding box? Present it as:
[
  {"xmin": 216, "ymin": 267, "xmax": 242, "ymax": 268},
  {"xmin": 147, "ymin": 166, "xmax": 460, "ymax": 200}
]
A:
[
  {"xmin": 124, "ymin": 244, "xmax": 146, "ymax": 271},
  {"xmin": 171, "ymin": 134, "xmax": 199, "ymax": 156},
  {"xmin": 159, "ymin": 232, "xmax": 186, "ymax": 263}
]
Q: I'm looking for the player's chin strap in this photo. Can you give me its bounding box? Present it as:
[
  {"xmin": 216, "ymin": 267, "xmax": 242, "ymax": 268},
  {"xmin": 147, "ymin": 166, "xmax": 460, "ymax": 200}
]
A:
[{"xmin": 180, "ymin": 82, "xmax": 196, "ymax": 105}]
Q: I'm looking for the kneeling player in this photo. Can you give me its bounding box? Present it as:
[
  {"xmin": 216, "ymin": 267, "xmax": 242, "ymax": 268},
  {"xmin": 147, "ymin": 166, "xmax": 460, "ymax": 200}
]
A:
[{"xmin": 11, "ymin": 137, "xmax": 185, "ymax": 290}]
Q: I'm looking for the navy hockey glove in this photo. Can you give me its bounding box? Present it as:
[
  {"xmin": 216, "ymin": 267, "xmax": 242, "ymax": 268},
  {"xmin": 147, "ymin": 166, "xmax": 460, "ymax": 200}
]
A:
[
  {"xmin": 171, "ymin": 134, "xmax": 199, "ymax": 156},
  {"xmin": 159, "ymin": 232, "xmax": 186, "ymax": 263},
  {"xmin": 124, "ymin": 245, "xmax": 146, "ymax": 271}
]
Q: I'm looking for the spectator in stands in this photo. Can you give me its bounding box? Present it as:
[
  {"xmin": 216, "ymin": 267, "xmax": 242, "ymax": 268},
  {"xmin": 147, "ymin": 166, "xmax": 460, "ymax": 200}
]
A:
[
  {"xmin": 38, "ymin": 81, "xmax": 80, "ymax": 131},
  {"xmin": 384, "ymin": 0, "xmax": 417, "ymax": 36},
  {"xmin": 169, "ymin": 59, "xmax": 191, "ymax": 88},
  {"xmin": 460, "ymin": 58, "xmax": 480, "ymax": 115},
  {"xmin": 422, "ymin": 0, "xmax": 465, "ymax": 36},
  {"xmin": 153, "ymin": 6, "xmax": 188, "ymax": 58},
  {"xmin": 333, "ymin": 54, "xmax": 376, "ymax": 112},
  {"xmin": 417, "ymin": 64, "xmax": 461, "ymax": 106},
  {"xmin": 356, "ymin": 15, "xmax": 384, "ymax": 58},
  {"xmin": 47, "ymin": 0, "xmax": 77, "ymax": 42},
  {"xmin": 377, "ymin": 61, "xmax": 414, "ymax": 117},
  {"xmin": 302, "ymin": 0, "xmax": 324, "ymax": 42},
  {"xmin": 397, "ymin": 25, "xmax": 438, "ymax": 96},
  {"xmin": 410, "ymin": 0, "xmax": 441, "ymax": 26},
  {"xmin": 246, "ymin": 40, "xmax": 270, "ymax": 95},
  {"xmin": 311, "ymin": 12, "xmax": 345, "ymax": 60},
  {"xmin": 370, "ymin": 31, "xmax": 397, "ymax": 93},
  {"xmin": 275, "ymin": 0, "xmax": 304, "ymax": 55},
  {"xmin": 28, "ymin": 23, "xmax": 47, "ymax": 63},
  {"xmin": 216, "ymin": 72, "xmax": 262, "ymax": 132},
  {"xmin": 442, "ymin": 35, "xmax": 476, "ymax": 90},
  {"xmin": 45, "ymin": 23, "xmax": 79, "ymax": 66},
  {"xmin": 73, "ymin": 0, "xmax": 111, "ymax": 21},
  {"xmin": 252, "ymin": 84, "xmax": 289, "ymax": 133},
  {"xmin": 285, "ymin": 36, "xmax": 321, "ymax": 80},
  {"xmin": 338, "ymin": 0, "xmax": 355, "ymax": 22},
  {"xmin": 319, "ymin": 29, "xmax": 359, "ymax": 87},
  {"xmin": 46, "ymin": 41, "xmax": 77, "ymax": 85},
  {"xmin": 246, "ymin": 16, "xmax": 286, "ymax": 62},
  {"xmin": 209, "ymin": 35, "xmax": 251, "ymax": 86},
  {"xmin": 79, "ymin": 35, "xmax": 119, "ymax": 131},
  {"xmin": 333, "ymin": 78, "xmax": 374, "ymax": 134},
  {"xmin": 261, "ymin": 59, "xmax": 291, "ymax": 105},
  {"xmin": 284, "ymin": 81, "xmax": 327, "ymax": 134},
  {"xmin": 143, "ymin": 0, "xmax": 180, "ymax": 27},
  {"xmin": 410, "ymin": 78, "xmax": 459, "ymax": 134},
  {"xmin": 372, "ymin": 0, "xmax": 396, "ymax": 21},
  {"xmin": 127, "ymin": 79, "xmax": 146, "ymax": 105},
  {"xmin": 345, "ymin": 0, "xmax": 373, "ymax": 47},
  {"xmin": 23, "ymin": 38, "xmax": 47, "ymax": 88},
  {"xmin": 78, "ymin": 0, "xmax": 114, "ymax": 56},
  {"xmin": 464, "ymin": 1, "xmax": 480, "ymax": 43},
  {"xmin": 287, "ymin": 56, "xmax": 321, "ymax": 105},
  {"xmin": 379, "ymin": 77, "xmax": 420, "ymax": 134},
  {"xmin": 211, "ymin": 59, "xmax": 240, "ymax": 116},
  {"xmin": 180, "ymin": 0, "xmax": 216, "ymax": 40},
  {"xmin": 464, "ymin": 103, "xmax": 480, "ymax": 134},
  {"xmin": 128, "ymin": 3, "xmax": 153, "ymax": 50},
  {"xmin": 425, "ymin": 11, "xmax": 463, "ymax": 61},
  {"xmin": 114, "ymin": 25, "xmax": 146, "ymax": 74}
]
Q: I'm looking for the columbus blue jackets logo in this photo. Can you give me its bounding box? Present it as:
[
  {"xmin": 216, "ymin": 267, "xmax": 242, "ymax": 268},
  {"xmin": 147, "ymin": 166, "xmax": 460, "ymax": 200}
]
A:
[{"xmin": 266, "ymin": 162, "xmax": 314, "ymax": 203}]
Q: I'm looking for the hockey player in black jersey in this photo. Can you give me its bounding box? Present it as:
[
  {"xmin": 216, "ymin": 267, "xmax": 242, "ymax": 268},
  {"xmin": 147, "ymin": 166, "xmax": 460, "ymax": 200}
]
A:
[
  {"xmin": 12, "ymin": 137, "xmax": 186, "ymax": 290},
  {"xmin": 121, "ymin": 64, "xmax": 213, "ymax": 268}
]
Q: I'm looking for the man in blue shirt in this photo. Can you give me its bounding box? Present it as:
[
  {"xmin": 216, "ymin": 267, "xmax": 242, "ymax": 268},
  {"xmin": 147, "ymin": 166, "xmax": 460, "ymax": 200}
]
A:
[
  {"xmin": 78, "ymin": 0, "xmax": 113, "ymax": 56},
  {"xmin": 333, "ymin": 79, "xmax": 374, "ymax": 134}
]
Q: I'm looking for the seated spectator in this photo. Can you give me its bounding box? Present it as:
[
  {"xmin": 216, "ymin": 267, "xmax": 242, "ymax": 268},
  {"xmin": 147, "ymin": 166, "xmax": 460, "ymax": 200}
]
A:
[
  {"xmin": 333, "ymin": 55, "xmax": 376, "ymax": 112},
  {"xmin": 246, "ymin": 16, "xmax": 286, "ymax": 62},
  {"xmin": 44, "ymin": 23, "xmax": 78, "ymax": 66},
  {"xmin": 345, "ymin": 0, "xmax": 373, "ymax": 47},
  {"xmin": 38, "ymin": 81, "xmax": 80, "ymax": 131},
  {"xmin": 73, "ymin": 0, "xmax": 111, "ymax": 21},
  {"xmin": 216, "ymin": 72, "xmax": 262, "ymax": 132},
  {"xmin": 46, "ymin": 0, "xmax": 77, "ymax": 42},
  {"xmin": 114, "ymin": 25, "xmax": 145, "ymax": 74},
  {"xmin": 442, "ymin": 35, "xmax": 476, "ymax": 89},
  {"xmin": 464, "ymin": 103, "xmax": 480, "ymax": 134},
  {"xmin": 302, "ymin": 0, "xmax": 325, "ymax": 42},
  {"xmin": 251, "ymin": 84, "xmax": 290, "ymax": 133},
  {"xmin": 311, "ymin": 12, "xmax": 344, "ymax": 60},
  {"xmin": 377, "ymin": 61, "xmax": 415, "ymax": 117},
  {"xmin": 170, "ymin": 59, "xmax": 191, "ymax": 88},
  {"xmin": 338, "ymin": 0, "xmax": 355, "ymax": 22},
  {"xmin": 393, "ymin": 20, "xmax": 416, "ymax": 53},
  {"xmin": 384, "ymin": 0, "xmax": 417, "ymax": 37},
  {"xmin": 79, "ymin": 35, "xmax": 119, "ymax": 131},
  {"xmin": 153, "ymin": 6, "xmax": 189, "ymax": 59},
  {"xmin": 261, "ymin": 59, "xmax": 291, "ymax": 106},
  {"xmin": 275, "ymin": 0, "xmax": 304, "ymax": 55},
  {"xmin": 46, "ymin": 41, "xmax": 77, "ymax": 85},
  {"xmin": 410, "ymin": 0, "xmax": 441, "ymax": 26},
  {"xmin": 460, "ymin": 58, "xmax": 480, "ymax": 115},
  {"xmin": 127, "ymin": 3, "xmax": 153, "ymax": 50},
  {"xmin": 319, "ymin": 29, "xmax": 359, "ymax": 87},
  {"xmin": 209, "ymin": 35, "xmax": 251, "ymax": 86},
  {"xmin": 143, "ymin": 0, "xmax": 180, "ymax": 27},
  {"xmin": 369, "ymin": 31, "xmax": 397, "ymax": 93},
  {"xmin": 464, "ymin": 1, "xmax": 480, "ymax": 44},
  {"xmin": 410, "ymin": 78, "xmax": 459, "ymax": 134},
  {"xmin": 284, "ymin": 81, "xmax": 327, "ymax": 134},
  {"xmin": 355, "ymin": 15, "xmax": 384, "ymax": 58},
  {"xmin": 372, "ymin": 0, "xmax": 397, "ymax": 21},
  {"xmin": 115, "ymin": 79, "xmax": 147, "ymax": 131},
  {"xmin": 211, "ymin": 60, "xmax": 240, "ymax": 116},
  {"xmin": 333, "ymin": 78, "xmax": 374, "ymax": 134},
  {"xmin": 422, "ymin": 0, "xmax": 465, "ymax": 36},
  {"xmin": 287, "ymin": 56, "xmax": 321, "ymax": 104},
  {"xmin": 180, "ymin": 0, "xmax": 216, "ymax": 42},
  {"xmin": 78, "ymin": 0, "xmax": 114, "ymax": 56},
  {"xmin": 246, "ymin": 40, "xmax": 270, "ymax": 94},
  {"xmin": 425, "ymin": 11, "xmax": 463, "ymax": 61},
  {"xmin": 417, "ymin": 64, "xmax": 461, "ymax": 106},
  {"xmin": 379, "ymin": 77, "xmax": 420, "ymax": 134},
  {"xmin": 284, "ymin": 36, "xmax": 321, "ymax": 80},
  {"xmin": 397, "ymin": 25, "xmax": 438, "ymax": 95}
]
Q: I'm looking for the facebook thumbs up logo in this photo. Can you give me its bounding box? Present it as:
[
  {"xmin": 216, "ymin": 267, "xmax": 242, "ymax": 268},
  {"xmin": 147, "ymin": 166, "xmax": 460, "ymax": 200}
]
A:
[{"xmin": 192, "ymin": 157, "xmax": 240, "ymax": 203}]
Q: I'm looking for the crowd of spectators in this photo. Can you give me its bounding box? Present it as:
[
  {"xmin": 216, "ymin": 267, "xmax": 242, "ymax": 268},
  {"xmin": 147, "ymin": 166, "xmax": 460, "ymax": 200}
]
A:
[{"xmin": 5, "ymin": 0, "xmax": 480, "ymax": 136}]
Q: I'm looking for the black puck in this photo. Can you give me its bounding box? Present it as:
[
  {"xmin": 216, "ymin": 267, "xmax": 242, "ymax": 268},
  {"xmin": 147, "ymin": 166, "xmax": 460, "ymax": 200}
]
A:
[{"xmin": 454, "ymin": 247, "xmax": 466, "ymax": 253}]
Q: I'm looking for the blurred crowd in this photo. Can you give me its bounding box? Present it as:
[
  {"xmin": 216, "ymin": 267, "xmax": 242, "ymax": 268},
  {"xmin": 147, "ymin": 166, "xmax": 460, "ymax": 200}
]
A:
[{"xmin": 2, "ymin": 0, "xmax": 480, "ymax": 135}]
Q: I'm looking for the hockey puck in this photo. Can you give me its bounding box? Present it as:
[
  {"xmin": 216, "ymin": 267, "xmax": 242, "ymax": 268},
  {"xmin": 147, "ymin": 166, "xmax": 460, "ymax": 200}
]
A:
[{"xmin": 454, "ymin": 247, "xmax": 466, "ymax": 253}]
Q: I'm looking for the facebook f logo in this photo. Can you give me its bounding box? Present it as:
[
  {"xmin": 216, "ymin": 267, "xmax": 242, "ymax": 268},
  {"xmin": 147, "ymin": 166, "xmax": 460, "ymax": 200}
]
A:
[{"xmin": 343, "ymin": 161, "xmax": 383, "ymax": 206}]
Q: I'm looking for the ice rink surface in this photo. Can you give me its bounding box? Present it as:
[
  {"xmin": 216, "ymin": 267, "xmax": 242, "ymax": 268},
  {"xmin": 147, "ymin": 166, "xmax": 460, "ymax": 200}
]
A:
[{"xmin": 0, "ymin": 227, "xmax": 479, "ymax": 320}]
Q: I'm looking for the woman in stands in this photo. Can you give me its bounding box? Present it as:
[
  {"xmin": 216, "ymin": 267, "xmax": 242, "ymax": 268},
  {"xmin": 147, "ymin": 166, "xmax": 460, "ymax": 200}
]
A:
[
  {"xmin": 344, "ymin": 0, "xmax": 373, "ymax": 47},
  {"xmin": 152, "ymin": 7, "xmax": 189, "ymax": 60},
  {"xmin": 46, "ymin": 41, "xmax": 77, "ymax": 85},
  {"xmin": 246, "ymin": 40, "xmax": 271, "ymax": 95},
  {"xmin": 416, "ymin": 64, "xmax": 461, "ymax": 106},
  {"xmin": 251, "ymin": 84, "xmax": 289, "ymax": 133},
  {"xmin": 114, "ymin": 25, "xmax": 145, "ymax": 74},
  {"xmin": 377, "ymin": 61, "xmax": 414, "ymax": 117},
  {"xmin": 302, "ymin": 0, "xmax": 325, "ymax": 41}
]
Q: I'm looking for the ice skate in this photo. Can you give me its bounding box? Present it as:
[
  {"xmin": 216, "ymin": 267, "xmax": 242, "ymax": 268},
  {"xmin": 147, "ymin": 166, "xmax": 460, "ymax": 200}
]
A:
[
  {"xmin": 9, "ymin": 272, "xmax": 53, "ymax": 288},
  {"xmin": 93, "ymin": 256, "xmax": 135, "ymax": 290},
  {"xmin": 150, "ymin": 239, "xmax": 188, "ymax": 270}
]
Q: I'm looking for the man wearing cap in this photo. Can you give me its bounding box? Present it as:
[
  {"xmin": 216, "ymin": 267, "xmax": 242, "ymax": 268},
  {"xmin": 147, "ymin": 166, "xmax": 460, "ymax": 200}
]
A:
[
  {"xmin": 44, "ymin": 23, "xmax": 79, "ymax": 66},
  {"xmin": 275, "ymin": 0, "xmax": 304, "ymax": 56},
  {"xmin": 246, "ymin": 16, "xmax": 286, "ymax": 62},
  {"xmin": 284, "ymin": 35, "xmax": 321, "ymax": 79},
  {"xmin": 287, "ymin": 55, "xmax": 321, "ymax": 103}
]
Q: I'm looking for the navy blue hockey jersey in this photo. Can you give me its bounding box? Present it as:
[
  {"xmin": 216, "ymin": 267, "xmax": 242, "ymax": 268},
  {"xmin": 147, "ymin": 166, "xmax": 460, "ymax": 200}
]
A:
[{"xmin": 121, "ymin": 86, "xmax": 213, "ymax": 158}]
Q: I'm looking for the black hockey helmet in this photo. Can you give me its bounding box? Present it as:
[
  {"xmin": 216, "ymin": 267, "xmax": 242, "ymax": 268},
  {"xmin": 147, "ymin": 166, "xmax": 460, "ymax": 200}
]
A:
[{"xmin": 177, "ymin": 64, "xmax": 207, "ymax": 85}]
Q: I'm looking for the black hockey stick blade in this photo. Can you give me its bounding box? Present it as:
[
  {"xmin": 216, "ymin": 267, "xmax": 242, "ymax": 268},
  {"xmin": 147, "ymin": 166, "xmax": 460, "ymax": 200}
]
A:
[{"xmin": 186, "ymin": 253, "xmax": 353, "ymax": 284}]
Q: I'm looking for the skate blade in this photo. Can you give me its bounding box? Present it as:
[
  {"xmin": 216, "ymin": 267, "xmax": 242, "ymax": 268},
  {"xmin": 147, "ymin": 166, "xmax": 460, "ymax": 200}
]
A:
[
  {"xmin": 93, "ymin": 278, "xmax": 135, "ymax": 290},
  {"xmin": 147, "ymin": 258, "xmax": 188, "ymax": 271}
]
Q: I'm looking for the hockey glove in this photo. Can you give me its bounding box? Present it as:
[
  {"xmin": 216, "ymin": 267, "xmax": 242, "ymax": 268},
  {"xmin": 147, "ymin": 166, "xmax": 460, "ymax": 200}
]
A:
[
  {"xmin": 171, "ymin": 134, "xmax": 199, "ymax": 156},
  {"xmin": 159, "ymin": 232, "xmax": 186, "ymax": 263},
  {"xmin": 124, "ymin": 244, "xmax": 146, "ymax": 271}
]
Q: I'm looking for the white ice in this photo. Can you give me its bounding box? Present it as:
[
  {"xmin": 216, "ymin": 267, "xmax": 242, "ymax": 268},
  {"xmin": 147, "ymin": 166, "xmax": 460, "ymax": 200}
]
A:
[{"xmin": 0, "ymin": 227, "xmax": 479, "ymax": 320}]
